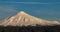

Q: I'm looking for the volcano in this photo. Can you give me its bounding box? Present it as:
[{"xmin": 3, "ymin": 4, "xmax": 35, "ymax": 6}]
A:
[{"xmin": 0, "ymin": 11, "xmax": 60, "ymax": 26}]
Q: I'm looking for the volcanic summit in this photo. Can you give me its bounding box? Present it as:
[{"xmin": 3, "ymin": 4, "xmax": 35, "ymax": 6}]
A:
[{"xmin": 0, "ymin": 11, "xmax": 60, "ymax": 26}]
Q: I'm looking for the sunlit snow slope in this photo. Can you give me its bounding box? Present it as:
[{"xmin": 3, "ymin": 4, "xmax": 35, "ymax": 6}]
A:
[{"xmin": 0, "ymin": 11, "xmax": 60, "ymax": 26}]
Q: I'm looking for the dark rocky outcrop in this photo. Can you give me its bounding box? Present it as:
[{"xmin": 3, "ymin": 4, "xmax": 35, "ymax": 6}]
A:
[{"xmin": 0, "ymin": 25, "xmax": 60, "ymax": 32}]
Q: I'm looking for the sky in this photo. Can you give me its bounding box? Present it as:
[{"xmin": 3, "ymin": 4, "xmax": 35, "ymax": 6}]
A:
[{"xmin": 0, "ymin": 0, "xmax": 60, "ymax": 21}]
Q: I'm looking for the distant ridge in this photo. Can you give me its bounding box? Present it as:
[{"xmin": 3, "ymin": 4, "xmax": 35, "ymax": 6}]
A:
[{"xmin": 0, "ymin": 11, "xmax": 60, "ymax": 26}]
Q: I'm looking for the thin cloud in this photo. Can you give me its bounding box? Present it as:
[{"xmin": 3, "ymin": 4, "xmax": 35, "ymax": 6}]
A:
[
  {"xmin": 0, "ymin": 6, "xmax": 17, "ymax": 12},
  {"xmin": 0, "ymin": 6, "xmax": 18, "ymax": 20},
  {"xmin": 7, "ymin": 2, "xmax": 48, "ymax": 4},
  {"xmin": 7, "ymin": 2, "xmax": 60, "ymax": 4}
]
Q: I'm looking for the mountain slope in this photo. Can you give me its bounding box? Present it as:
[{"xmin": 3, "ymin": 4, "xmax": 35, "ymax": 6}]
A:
[{"xmin": 0, "ymin": 11, "xmax": 60, "ymax": 26}]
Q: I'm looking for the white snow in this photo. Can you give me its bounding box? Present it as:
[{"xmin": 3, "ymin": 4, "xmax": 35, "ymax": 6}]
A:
[{"xmin": 0, "ymin": 11, "xmax": 60, "ymax": 26}]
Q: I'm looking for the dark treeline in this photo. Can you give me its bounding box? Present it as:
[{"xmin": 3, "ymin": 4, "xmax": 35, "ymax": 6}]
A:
[{"xmin": 0, "ymin": 25, "xmax": 60, "ymax": 32}]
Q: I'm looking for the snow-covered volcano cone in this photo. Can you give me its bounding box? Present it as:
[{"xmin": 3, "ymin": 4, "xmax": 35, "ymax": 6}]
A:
[{"xmin": 0, "ymin": 11, "xmax": 60, "ymax": 26}]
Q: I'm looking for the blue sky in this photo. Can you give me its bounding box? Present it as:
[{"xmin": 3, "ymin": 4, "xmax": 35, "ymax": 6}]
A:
[{"xmin": 0, "ymin": 0, "xmax": 60, "ymax": 21}]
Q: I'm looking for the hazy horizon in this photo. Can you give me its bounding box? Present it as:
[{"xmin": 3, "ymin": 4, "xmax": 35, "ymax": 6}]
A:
[{"xmin": 0, "ymin": 0, "xmax": 60, "ymax": 21}]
